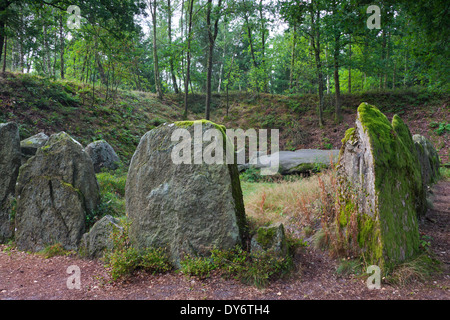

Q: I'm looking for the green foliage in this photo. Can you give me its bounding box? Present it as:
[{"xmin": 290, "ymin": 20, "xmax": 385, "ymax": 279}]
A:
[
  {"xmin": 86, "ymin": 171, "xmax": 127, "ymax": 228},
  {"xmin": 211, "ymin": 246, "xmax": 294, "ymax": 288},
  {"xmin": 336, "ymin": 258, "xmax": 363, "ymax": 276},
  {"xmin": 385, "ymin": 253, "xmax": 442, "ymax": 286},
  {"xmin": 103, "ymin": 222, "xmax": 172, "ymax": 281},
  {"xmin": 96, "ymin": 171, "xmax": 127, "ymax": 197},
  {"xmin": 180, "ymin": 255, "xmax": 216, "ymax": 279},
  {"xmin": 39, "ymin": 243, "xmax": 72, "ymax": 259},
  {"xmin": 178, "ymin": 241, "xmax": 296, "ymax": 288},
  {"xmin": 434, "ymin": 123, "xmax": 450, "ymax": 136}
]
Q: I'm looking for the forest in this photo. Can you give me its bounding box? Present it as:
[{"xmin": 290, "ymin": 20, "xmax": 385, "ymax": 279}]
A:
[
  {"xmin": 0, "ymin": 0, "xmax": 450, "ymax": 302},
  {"xmin": 0, "ymin": 0, "xmax": 448, "ymax": 124}
]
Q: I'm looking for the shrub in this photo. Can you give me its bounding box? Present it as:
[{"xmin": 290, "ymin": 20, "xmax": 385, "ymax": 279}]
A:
[
  {"xmin": 336, "ymin": 258, "xmax": 363, "ymax": 276},
  {"xmin": 39, "ymin": 243, "xmax": 72, "ymax": 259},
  {"xmin": 107, "ymin": 246, "xmax": 141, "ymax": 281},
  {"xmin": 211, "ymin": 246, "xmax": 294, "ymax": 288},
  {"xmin": 140, "ymin": 247, "xmax": 172, "ymax": 274},
  {"xmin": 96, "ymin": 172, "xmax": 127, "ymax": 197},
  {"xmin": 87, "ymin": 172, "xmax": 127, "ymax": 228},
  {"xmin": 103, "ymin": 221, "xmax": 172, "ymax": 281},
  {"xmin": 180, "ymin": 255, "xmax": 216, "ymax": 279}
]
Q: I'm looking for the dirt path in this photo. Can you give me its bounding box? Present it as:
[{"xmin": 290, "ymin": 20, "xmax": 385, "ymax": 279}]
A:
[{"xmin": 1, "ymin": 182, "xmax": 449, "ymax": 301}]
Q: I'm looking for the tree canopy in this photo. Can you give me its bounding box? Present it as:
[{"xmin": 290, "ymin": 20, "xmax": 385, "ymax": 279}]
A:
[{"xmin": 0, "ymin": 0, "xmax": 448, "ymax": 121}]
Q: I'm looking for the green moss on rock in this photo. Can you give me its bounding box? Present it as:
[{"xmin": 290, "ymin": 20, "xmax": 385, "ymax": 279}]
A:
[{"xmin": 337, "ymin": 103, "xmax": 422, "ymax": 269}]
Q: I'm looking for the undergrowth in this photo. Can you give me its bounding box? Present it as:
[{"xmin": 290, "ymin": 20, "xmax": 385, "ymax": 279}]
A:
[
  {"xmin": 102, "ymin": 222, "xmax": 172, "ymax": 281},
  {"xmin": 86, "ymin": 169, "xmax": 127, "ymax": 229},
  {"xmin": 103, "ymin": 219, "xmax": 299, "ymax": 288},
  {"xmin": 180, "ymin": 245, "xmax": 295, "ymax": 288}
]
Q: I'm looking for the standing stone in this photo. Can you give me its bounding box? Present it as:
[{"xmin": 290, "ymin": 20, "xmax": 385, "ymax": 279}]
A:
[
  {"xmin": 126, "ymin": 120, "xmax": 248, "ymax": 267},
  {"xmin": 336, "ymin": 103, "xmax": 423, "ymax": 268},
  {"xmin": 413, "ymin": 134, "xmax": 440, "ymax": 187},
  {"xmin": 0, "ymin": 122, "xmax": 21, "ymax": 242},
  {"xmin": 15, "ymin": 132, "xmax": 100, "ymax": 252},
  {"xmin": 251, "ymin": 223, "xmax": 288, "ymax": 258},
  {"xmin": 20, "ymin": 132, "xmax": 49, "ymax": 164},
  {"xmin": 85, "ymin": 140, "xmax": 120, "ymax": 173},
  {"xmin": 79, "ymin": 215, "xmax": 122, "ymax": 258}
]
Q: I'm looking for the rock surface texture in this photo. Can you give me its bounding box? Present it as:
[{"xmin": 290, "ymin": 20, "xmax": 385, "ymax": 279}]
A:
[
  {"xmin": 0, "ymin": 122, "xmax": 21, "ymax": 242},
  {"xmin": 20, "ymin": 132, "xmax": 49, "ymax": 164},
  {"xmin": 85, "ymin": 140, "xmax": 120, "ymax": 173},
  {"xmin": 79, "ymin": 215, "xmax": 122, "ymax": 258},
  {"xmin": 336, "ymin": 103, "xmax": 424, "ymax": 268},
  {"xmin": 15, "ymin": 132, "xmax": 100, "ymax": 252},
  {"xmin": 413, "ymin": 134, "xmax": 440, "ymax": 187},
  {"xmin": 241, "ymin": 149, "xmax": 339, "ymax": 175},
  {"xmin": 126, "ymin": 120, "xmax": 248, "ymax": 267},
  {"xmin": 250, "ymin": 223, "xmax": 288, "ymax": 258}
]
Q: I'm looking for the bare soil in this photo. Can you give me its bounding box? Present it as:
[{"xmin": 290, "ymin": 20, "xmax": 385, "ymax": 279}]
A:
[{"xmin": 1, "ymin": 181, "xmax": 448, "ymax": 301}]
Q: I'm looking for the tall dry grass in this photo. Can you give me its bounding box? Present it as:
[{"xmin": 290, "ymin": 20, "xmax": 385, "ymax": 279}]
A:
[{"xmin": 243, "ymin": 170, "xmax": 338, "ymax": 232}]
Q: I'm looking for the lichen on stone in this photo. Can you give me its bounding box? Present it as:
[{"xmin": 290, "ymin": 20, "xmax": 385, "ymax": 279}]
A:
[{"xmin": 336, "ymin": 103, "xmax": 423, "ymax": 269}]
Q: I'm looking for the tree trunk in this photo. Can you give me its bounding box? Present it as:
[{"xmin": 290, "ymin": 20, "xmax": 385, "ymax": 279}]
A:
[
  {"xmin": 0, "ymin": 23, "xmax": 4, "ymax": 67},
  {"xmin": 217, "ymin": 33, "xmax": 226, "ymax": 93},
  {"xmin": 289, "ymin": 25, "xmax": 297, "ymax": 91},
  {"xmin": 205, "ymin": 0, "xmax": 222, "ymax": 120},
  {"xmin": 242, "ymin": 0, "xmax": 257, "ymax": 69},
  {"xmin": 150, "ymin": 0, "xmax": 163, "ymax": 99},
  {"xmin": 19, "ymin": 10, "xmax": 24, "ymax": 73},
  {"xmin": 380, "ymin": 29, "xmax": 386, "ymax": 90},
  {"xmin": 184, "ymin": 0, "xmax": 194, "ymax": 118},
  {"xmin": 2, "ymin": 34, "xmax": 6, "ymax": 73},
  {"xmin": 311, "ymin": 6, "xmax": 323, "ymax": 127},
  {"xmin": 348, "ymin": 35, "xmax": 351, "ymax": 94},
  {"xmin": 333, "ymin": 33, "xmax": 341, "ymax": 123},
  {"xmin": 205, "ymin": 43, "xmax": 214, "ymax": 120},
  {"xmin": 259, "ymin": 0, "xmax": 267, "ymax": 92},
  {"xmin": 167, "ymin": 0, "xmax": 179, "ymax": 93},
  {"xmin": 384, "ymin": 30, "xmax": 390, "ymax": 89},
  {"xmin": 60, "ymin": 14, "xmax": 65, "ymax": 79},
  {"xmin": 43, "ymin": 23, "xmax": 49, "ymax": 75},
  {"xmin": 225, "ymin": 53, "xmax": 235, "ymax": 116}
]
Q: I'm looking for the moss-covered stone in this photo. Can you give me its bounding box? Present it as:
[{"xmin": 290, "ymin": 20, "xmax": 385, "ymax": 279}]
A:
[
  {"xmin": 251, "ymin": 223, "xmax": 288, "ymax": 258},
  {"xmin": 336, "ymin": 103, "xmax": 423, "ymax": 269},
  {"xmin": 413, "ymin": 134, "xmax": 441, "ymax": 187}
]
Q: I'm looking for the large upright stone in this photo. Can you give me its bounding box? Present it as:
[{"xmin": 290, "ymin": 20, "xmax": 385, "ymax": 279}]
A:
[
  {"xmin": 15, "ymin": 132, "xmax": 100, "ymax": 252},
  {"xmin": 413, "ymin": 134, "xmax": 440, "ymax": 187},
  {"xmin": 126, "ymin": 120, "xmax": 248, "ymax": 267},
  {"xmin": 85, "ymin": 140, "xmax": 120, "ymax": 173},
  {"xmin": 0, "ymin": 122, "xmax": 21, "ymax": 242},
  {"xmin": 336, "ymin": 103, "xmax": 424, "ymax": 268}
]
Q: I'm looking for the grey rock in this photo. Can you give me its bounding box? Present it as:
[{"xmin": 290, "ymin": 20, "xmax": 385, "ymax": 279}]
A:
[
  {"xmin": 413, "ymin": 134, "xmax": 440, "ymax": 187},
  {"xmin": 15, "ymin": 132, "xmax": 100, "ymax": 252},
  {"xmin": 126, "ymin": 121, "xmax": 248, "ymax": 267},
  {"xmin": 0, "ymin": 122, "xmax": 21, "ymax": 242},
  {"xmin": 79, "ymin": 215, "xmax": 122, "ymax": 258},
  {"xmin": 20, "ymin": 132, "xmax": 49, "ymax": 164},
  {"xmin": 245, "ymin": 149, "xmax": 339, "ymax": 175},
  {"xmin": 85, "ymin": 140, "xmax": 120, "ymax": 173},
  {"xmin": 251, "ymin": 223, "xmax": 288, "ymax": 258}
]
